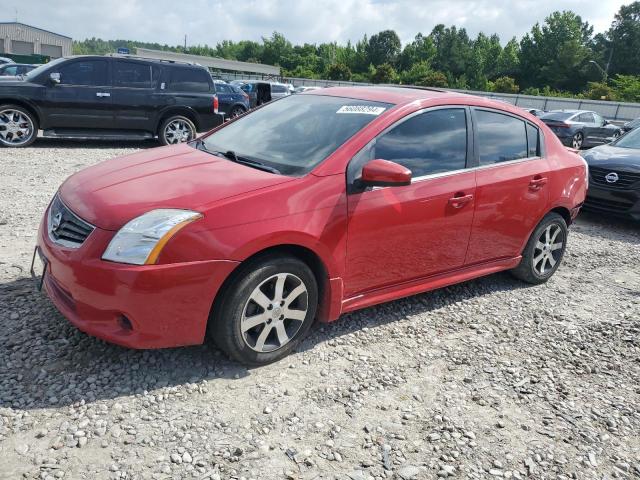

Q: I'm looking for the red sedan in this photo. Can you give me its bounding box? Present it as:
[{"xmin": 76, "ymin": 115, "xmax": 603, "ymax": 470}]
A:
[{"xmin": 35, "ymin": 87, "xmax": 588, "ymax": 365}]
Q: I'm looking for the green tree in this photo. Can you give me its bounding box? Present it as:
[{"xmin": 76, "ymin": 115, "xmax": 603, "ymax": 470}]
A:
[
  {"xmin": 399, "ymin": 33, "xmax": 436, "ymax": 71},
  {"xmin": 261, "ymin": 32, "xmax": 293, "ymax": 66},
  {"xmin": 585, "ymin": 81, "xmax": 614, "ymax": 100},
  {"xmin": 610, "ymin": 75, "xmax": 640, "ymax": 102},
  {"xmin": 371, "ymin": 63, "xmax": 397, "ymax": 83},
  {"xmin": 367, "ymin": 30, "xmax": 401, "ymax": 66},
  {"xmin": 491, "ymin": 76, "xmax": 520, "ymax": 93},
  {"xmin": 604, "ymin": 2, "xmax": 640, "ymax": 76},
  {"xmin": 326, "ymin": 63, "xmax": 352, "ymax": 81},
  {"xmin": 423, "ymin": 70, "xmax": 449, "ymax": 88}
]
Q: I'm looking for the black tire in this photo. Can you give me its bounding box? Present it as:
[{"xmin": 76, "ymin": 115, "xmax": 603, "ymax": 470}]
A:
[
  {"xmin": 571, "ymin": 132, "xmax": 584, "ymax": 149},
  {"xmin": 511, "ymin": 212, "xmax": 568, "ymax": 285},
  {"xmin": 158, "ymin": 115, "xmax": 196, "ymax": 146},
  {"xmin": 230, "ymin": 106, "xmax": 246, "ymax": 118},
  {"xmin": 0, "ymin": 104, "xmax": 38, "ymax": 148},
  {"xmin": 209, "ymin": 254, "xmax": 318, "ymax": 365}
]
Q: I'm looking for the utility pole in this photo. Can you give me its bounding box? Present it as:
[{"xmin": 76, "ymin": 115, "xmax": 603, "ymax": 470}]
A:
[{"xmin": 184, "ymin": 35, "xmax": 187, "ymax": 52}]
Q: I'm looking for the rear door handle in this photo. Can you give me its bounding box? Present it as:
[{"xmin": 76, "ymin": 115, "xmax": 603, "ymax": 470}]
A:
[
  {"xmin": 96, "ymin": 92, "xmax": 111, "ymax": 98},
  {"xmin": 529, "ymin": 176, "xmax": 548, "ymax": 190},
  {"xmin": 448, "ymin": 193, "xmax": 474, "ymax": 209}
]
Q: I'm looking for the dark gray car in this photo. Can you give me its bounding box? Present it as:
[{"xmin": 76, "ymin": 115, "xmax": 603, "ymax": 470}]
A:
[{"xmin": 540, "ymin": 110, "xmax": 622, "ymax": 149}]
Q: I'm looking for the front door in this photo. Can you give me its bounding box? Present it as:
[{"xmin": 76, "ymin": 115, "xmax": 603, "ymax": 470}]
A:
[
  {"xmin": 41, "ymin": 58, "xmax": 113, "ymax": 129},
  {"xmin": 465, "ymin": 108, "xmax": 550, "ymax": 264},
  {"xmin": 345, "ymin": 107, "xmax": 476, "ymax": 297}
]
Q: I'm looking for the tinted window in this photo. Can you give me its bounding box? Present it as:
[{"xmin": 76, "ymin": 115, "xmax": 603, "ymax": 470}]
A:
[
  {"xmin": 271, "ymin": 84, "xmax": 287, "ymax": 93},
  {"xmin": 230, "ymin": 85, "xmax": 244, "ymax": 94},
  {"xmin": 167, "ymin": 68, "xmax": 211, "ymax": 92},
  {"xmin": 476, "ymin": 110, "xmax": 527, "ymax": 165},
  {"xmin": 579, "ymin": 112, "xmax": 595, "ymax": 123},
  {"xmin": 241, "ymin": 83, "xmax": 253, "ymax": 93},
  {"xmin": 114, "ymin": 61, "xmax": 152, "ymax": 88},
  {"xmin": 202, "ymin": 95, "xmax": 393, "ymax": 176},
  {"xmin": 593, "ymin": 113, "xmax": 604, "ymax": 126},
  {"xmin": 526, "ymin": 123, "xmax": 540, "ymax": 157},
  {"xmin": 1, "ymin": 65, "xmax": 17, "ymax": 76},
  {"xmin": 215, "ymin": 83, "xmax": 233, "ymax": 93},
  {"xmin": 58, "ymin": 60, "xmax": 108, "ymax": 86},
  {"xmin": 372, "ymin": 109, "xmax": 467, "ymax": 177},
  {"xmin": 541, "ymin": 112, "xmax": 573, "ymax": 122}
]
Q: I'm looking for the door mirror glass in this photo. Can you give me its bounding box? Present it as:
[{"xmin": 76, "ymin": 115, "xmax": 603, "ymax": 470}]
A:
[
  {"xmin": 360, "ymin": 159, "xmax": 412, "ymax": 187},
  {"xmin": 49, "ymin": 72, "xmax": 60, "ymax": 84}
]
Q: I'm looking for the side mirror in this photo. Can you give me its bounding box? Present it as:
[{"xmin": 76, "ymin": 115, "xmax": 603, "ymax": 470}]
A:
[
  {"xmin": 360, "ymin": 159, "xmax": 412, "ymax": 188},
  {"xmin": 603, "ymin": 119, "xmax": 610, "ymax": 126},
  {"xmin": 49, "ymin": 72, "xmax": 60, "ymax": 84}
]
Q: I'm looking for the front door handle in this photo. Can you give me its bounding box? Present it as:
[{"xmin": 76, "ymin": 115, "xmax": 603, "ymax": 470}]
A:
[
  {"xmin": 448, "ymin": 193, "xmax": 474, "ymax": 209},
  {"xmin": 529, "ymin": 175, "xmax": 548, "ymax": 190},
  {"xmin": 96, "ymin": 92, "xmax": 111, "ymax": 98}
]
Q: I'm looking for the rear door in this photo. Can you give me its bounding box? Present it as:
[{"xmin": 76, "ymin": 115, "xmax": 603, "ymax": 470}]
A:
[
  {"xmin": 110, "ymin": 59, "xmax": 161, "ymax": 131},
  {"xmin": 41, "ymin": 58, "xmax": 113, "ymax": 129},
  {"xmin": 213, "ymin": 82, "xmax": 235, "ymax": 116},
  {"xmin": 345, "ymin": 107, "xmax": 476, "ymax": 295},
  {"xmin": 465, "ymin": 108, "xmax": 549, "ymax": 265}
]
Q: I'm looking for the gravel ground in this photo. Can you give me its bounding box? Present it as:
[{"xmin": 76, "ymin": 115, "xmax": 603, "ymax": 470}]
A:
[{"xmin": 1, "ymin": 139, "xmax": 639, "ymax": 480}]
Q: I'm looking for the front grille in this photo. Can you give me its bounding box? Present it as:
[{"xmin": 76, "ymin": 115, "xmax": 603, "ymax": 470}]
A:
[
  {"xmin": 584, "ymin": 195, "xmax": 634, "ymax": 212},
  {"xmin": 48, "ymin": 195, "xmax": 95, "ymax": 248},
  {"xmin": 589, "ymin": 166, "xmax": 640, "ymax": 190}
]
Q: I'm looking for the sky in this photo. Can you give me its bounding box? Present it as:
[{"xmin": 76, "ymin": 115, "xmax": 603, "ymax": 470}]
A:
[{"xmin": 2, "ymin": 0, "xmax": 634, "ymax": 47}]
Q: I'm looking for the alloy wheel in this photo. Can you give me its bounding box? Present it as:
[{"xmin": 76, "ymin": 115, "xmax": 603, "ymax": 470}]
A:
[
  {"xmin": 164, "ymin": 119, "xmax": 194, "ymax": 144},
  {"xmin": 230, "ymin": 107, "xmax": 245, "ymax": 118},
  {"xmin": 572, "ymin": 133, "xmax": 583, "ymax": 149},
  {"xmin": 241, "ymin": 273, "xmax": 309, "ymax": 353},
  {"xmin": 532, "ymin": 223, "xmax": 565, "ymax": 276},
  {"xmin": 0, "ymin": 109, "xmax": 34, "ymax": 146}
]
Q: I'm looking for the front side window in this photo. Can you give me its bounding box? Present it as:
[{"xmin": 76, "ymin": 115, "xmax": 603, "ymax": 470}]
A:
[
  {"xmin": 371, "ymin": 109, "xmax": 468, "ymax": 177},
  {"xmin": 476, "ymin": 110, "xmax": 528, "ymax": 165},
  {"xmin": 167, "ymin": 68, "xmax": 211, "ymax": 93},
  {"xmin": 114, "ymin": 61, "xmax": 152, "ymax": 88},
  {"xmin": 58, "ymin": 60, "xmax": 108, "ymax": 86},
  {"xmin": 201, "ymin": 95, "xmax": 393, "ymax": 176}
]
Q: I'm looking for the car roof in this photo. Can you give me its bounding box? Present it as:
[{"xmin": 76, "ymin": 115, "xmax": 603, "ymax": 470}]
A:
[{"xmin": 306, "ymin": 86, "xmax": 470, "ymax": 106}]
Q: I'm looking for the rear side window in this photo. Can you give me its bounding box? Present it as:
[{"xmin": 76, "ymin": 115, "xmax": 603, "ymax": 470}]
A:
[
  {"xmin": 114, "ymin": 61, "xmax": 152, "ymax": 88},
  {"xmin": 167, "ymin": 68, "xmax": 211, "ymax": 92},
  {"xmin": 271, "ymin": 84, "xmax": 287, "ymax": 93},
  {"xmin": 526, "ymin": 123, "xmax": 540, "ymax": 157},
  {"xmin": 373, "ymin": 109, "xmax": 468, "ymax": 177},
  {"xmin": 58, "ymin": 60, "xmax": 108, "ymax": 86},
  {"xmin": 476, "ymin": 110, "xmax": 527, "ymax": 165}
]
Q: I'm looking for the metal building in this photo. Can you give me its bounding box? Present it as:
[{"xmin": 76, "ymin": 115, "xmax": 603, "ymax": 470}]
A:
[{"xmin": 0, "ymin": 22, "xmax": 72, "ymax": 58}]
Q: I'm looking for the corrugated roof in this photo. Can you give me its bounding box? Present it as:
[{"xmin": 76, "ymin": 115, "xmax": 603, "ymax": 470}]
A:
[
  {"xmin": 136, "ymin": 48, "xmax": 280, "ymax": 76},
  {"xmin": 0, "ymin": 22, "xmax": 72, "ymax": 40}
]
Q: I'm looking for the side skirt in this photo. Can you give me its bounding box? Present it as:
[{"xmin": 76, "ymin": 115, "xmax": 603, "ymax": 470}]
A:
[{"xmin": 339, "ymin": 256, "xmax": 522, "ymax": 315}]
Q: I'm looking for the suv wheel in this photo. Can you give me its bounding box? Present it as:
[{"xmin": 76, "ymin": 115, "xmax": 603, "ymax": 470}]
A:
[
  {"xmin": 0, "ymin": 105, "xmax": 37, "ymax": 148},
  {"xmin": 511, "ymin": 212, "xmax": 568, "ymax": 285},
  {"xmin": 210, "ymin": 254, "xmax": 318, "ymax": 365},
  {"xmin": 230, "ymin": 106, "xmax": 246, "ymax": 118},
  {"xmin": 159, "ymin": 115, "xmax": 196, "ymax": 145}
]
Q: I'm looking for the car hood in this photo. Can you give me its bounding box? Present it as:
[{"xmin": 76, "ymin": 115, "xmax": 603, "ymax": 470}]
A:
[
  {"xmin": 582, "ymin": 144, "xmax": 640, "ymax": 172},
  {"xmin": 59, "ymin": 143, "xmax": 295, "ymax": 230}
]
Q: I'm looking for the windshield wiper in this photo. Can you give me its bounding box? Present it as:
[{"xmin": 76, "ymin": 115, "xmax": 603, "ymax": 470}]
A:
[{"xmin": 194, "ymin": 140, "xmax": 281, "ymax": 174}]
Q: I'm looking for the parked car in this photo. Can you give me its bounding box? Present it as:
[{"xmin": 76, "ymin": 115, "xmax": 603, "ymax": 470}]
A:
[
  {"xmin": 270, "ymin": 82, "xmax": 291, "ymax": 100},
  {"xmin": 0, "ymin": 57, "xmax": 14, "ymax": 65},
  {"xmin": 522, "ymin": 108, "xmax": 545, "ymax": 117},
  {"xmin": 34, "ymin": 87, "xmax": 587, "ymax": 365},
  {"xmin": 0, "ymin": 63, "xmax": 38, "ymax": 77},
  {"xmin": 540, "ymin": 110, "xmax": 622, "ymax": 149},
  {"xmin": 581, "ymin": 127, "xmax": 640, "ymax": 221},
  {"xmin": 213, "ymin": 80, "xmax": 250, "ymax": 118},
  {"xmin": 622, "ymin": 117, "xmax": 640, "ymax": 133},
  {"xmin": 239, "ymin": 81, "xmax": 271, "ymax": 108},
  {"xmin": 0, "ymin": 55, "xmax": 224, "ymax": 147},
  {"xmin": 294, "ymin": 86, "xmax": 321, "ymax": 93}
]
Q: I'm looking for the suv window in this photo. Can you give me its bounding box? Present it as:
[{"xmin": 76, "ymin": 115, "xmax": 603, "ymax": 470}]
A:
[
  {"xmin": 372, "ymin": 109, "xmax": 468, "ymax": 177},
  {"xmin": 58, "ymin": 60, "xmax": 108, "ymax": 86},
  {"xmin": 476, "ymin": 110, "xmax": 527, "ymax": 165},
  {"xmin": 167, "ymin": 68, "xmax": 211, "ymax": 93},
  {"xmin": 271, "ymin": 84, "xmax": 287, "ymax": 93},
  {"xmin": 214, "ymin": 83, "xmax": 233, "ymax": 93},
  {"xmin": 114, "ymin": 61, "xmax": 152, "ymax": 88}
]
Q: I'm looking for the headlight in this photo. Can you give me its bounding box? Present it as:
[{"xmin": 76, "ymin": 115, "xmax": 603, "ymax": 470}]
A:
[{"xmin": 102, "ymin": 209, "xmax": 203, "ymax": 265}]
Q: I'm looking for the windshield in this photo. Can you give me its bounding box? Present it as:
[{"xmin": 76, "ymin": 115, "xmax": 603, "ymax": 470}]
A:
[
  {"xmin": 201, "ymin": 94, "xmax": 393, "ymax": 176},
  {"xmin": 613, "ymin": 127, "xmax": 640, "ymax": 149},
  {"xmin": 24, "ymin": 57, "xmax": 66, "ymax": 81},
  {"xmin": 541, "ymin": 112, "xmax": 574, "ymax": 122}
]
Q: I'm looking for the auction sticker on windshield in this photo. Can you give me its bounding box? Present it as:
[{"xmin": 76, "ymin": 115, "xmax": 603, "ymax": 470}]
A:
[{"xmin": 336, "ymin": 105, "xmax": 387, "ymax": 115}]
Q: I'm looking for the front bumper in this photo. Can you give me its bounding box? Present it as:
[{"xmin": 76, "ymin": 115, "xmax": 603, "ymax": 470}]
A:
[
  {"xmin": 583, "ymin": 184, "xmax": 640, "ymax": 221},
  {"xmin": 37, "ymin": 215, "xmax": 239, "ymax": 349}
]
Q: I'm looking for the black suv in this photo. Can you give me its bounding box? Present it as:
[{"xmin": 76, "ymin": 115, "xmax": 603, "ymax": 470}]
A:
[{"xmin": 0, "ymin": 55, "xmax": 224, "ymax": 147}]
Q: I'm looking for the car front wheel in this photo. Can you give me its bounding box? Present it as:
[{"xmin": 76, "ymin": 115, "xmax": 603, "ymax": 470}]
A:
[
  {"xmin": 0, "ymin": 105, "xmax": 38, "ymax": 148},
  {"xmin": 511, "ymin": 212, "xmax": 568, "ymax": 284},
  {"xmin": 571, "ymin": 132, "xmax": 584, "ymax": 149},
  {"xmin": 210, "ymin": 254, "xmax": 318, "ymax": 365}
]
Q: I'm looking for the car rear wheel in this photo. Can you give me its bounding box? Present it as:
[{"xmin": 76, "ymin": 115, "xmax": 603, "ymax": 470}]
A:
[
  {"xmin": 159, "ymin": 115, "xmax": 196, "ymax": 146},
  {"xmin": 0, "ymin": 105, "xmax": 38, "ymax": 148},
  {"xmin": 572, "ymin": 132, "xmax": 583, "ymax": 149},
  {"xmin": 511, "ymin": 212, "xmax": 568, "ymax": 285},
  {"xmin": 230, "ymin": 106, "xmax": 246, "ymax": 118},
  {"xmin": 210, "ymin": 254, "xmax": 318, "ymax": 365}
]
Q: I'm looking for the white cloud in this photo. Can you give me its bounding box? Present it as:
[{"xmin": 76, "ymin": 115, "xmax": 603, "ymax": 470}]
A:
[{"xmin": 3, "ymin": 0, "xmax": 633, "ymax": 47}]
